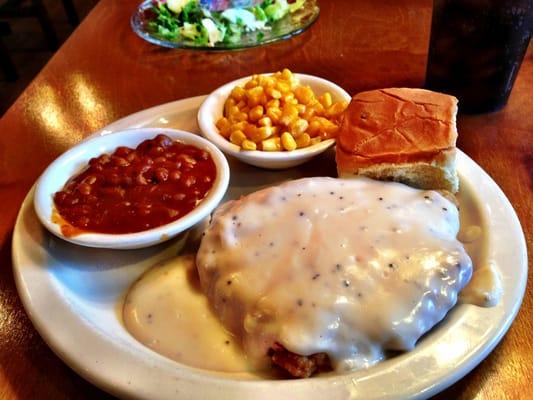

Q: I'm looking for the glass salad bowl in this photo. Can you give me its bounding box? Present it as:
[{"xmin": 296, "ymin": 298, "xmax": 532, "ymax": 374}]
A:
[{"xmin": 131, "ymin": 0, "xmax": 319, "ymax": 50}]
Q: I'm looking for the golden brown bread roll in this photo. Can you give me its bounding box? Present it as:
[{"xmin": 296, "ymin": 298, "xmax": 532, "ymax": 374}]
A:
[{"xmin": 336, "ymin": 88, "xmax": 459, "ymax": 193}]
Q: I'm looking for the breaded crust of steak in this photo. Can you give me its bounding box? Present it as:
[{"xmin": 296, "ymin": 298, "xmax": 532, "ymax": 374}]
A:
[{"xmin": 268, "ymin": 343, "xmax": 332, "ymax": 378}]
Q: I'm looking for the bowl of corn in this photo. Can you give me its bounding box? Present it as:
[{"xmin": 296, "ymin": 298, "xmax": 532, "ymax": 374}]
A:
[{"xmin": 197, "ymin": 69, "xmax": 351, "ymax": 169}]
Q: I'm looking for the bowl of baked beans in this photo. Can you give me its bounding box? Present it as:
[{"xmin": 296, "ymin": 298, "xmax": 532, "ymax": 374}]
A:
[
  {"xmin": 197, "ymin": 69, "xmax": 351, "ymax": 169},
  {"xmin": 33, "ymin": 128, "xmax": 230, "ymax": 249}
]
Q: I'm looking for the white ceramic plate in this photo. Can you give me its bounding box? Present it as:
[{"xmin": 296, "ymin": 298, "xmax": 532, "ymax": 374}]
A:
[
  {"xmin": 12, "ymin": 96, "xmax": 527, "ymax": 400},
  {"xmin": 33, "ymin": 128, "xmax": 230, "ymax": 250}
]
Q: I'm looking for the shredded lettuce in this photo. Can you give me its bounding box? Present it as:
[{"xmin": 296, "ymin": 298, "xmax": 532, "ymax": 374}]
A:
[
  {"xmin": 149, "ymin": 0, "xmax": 305, "ymax": 46},
  {"xmin": 263, "ymin": 0, "xmax": 289, "ymax": 22}
]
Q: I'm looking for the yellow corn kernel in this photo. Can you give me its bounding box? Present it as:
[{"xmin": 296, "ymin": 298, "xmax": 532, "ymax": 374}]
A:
[
  {"xmin": 296, "ymin": 104, "xmax": 306, "ymax": 115},
  {"xmin": 236, "ymin": 100, "xmax": 247, "ymax": 110},
  {"xmin": 282, "ymin": 103, "xmax": 299, "ymax": 116},
  {"xmin": 230, "ymin": 86, "xmax": 246, "ymax": 102},
  {"xmin": 319, "ymin": 92, "xmax": 333, "ymax": 108},
  {"xmin": 276, "ymin": 81, "xmax": 291, "ymax": 94},
  {"xmin": 230, "ymin": 121, "xmax": 247, "ymax": 133},
  {"xmin": 258, "ymin": 116, "xmax": 272, "ymax": 127},
  {"xmin": 247, "ymin": 96, "xmax": 262, "ymax": 108},
  {"xmin": 243, "ymin": 123, "xmax": 258, "ymax": 139},
  {"xmin": 294, "ymin": 85, "xmax": 314, "ymax": 105},
  {"xmin": 244, "ymin": 79, "xmax": 258, "ymax": 89},
  {"xmin": 241, "ymin": 139, "xmax": 257, "ymax": 151},
  {"xmin": 281, "ymin": 68, "xmax": 293, "ymax": 81},
  {"xmin": 295, "ymin": 133, "xmax": 311, "ymax": 148},
  {"xmin": 266, "ymin": 86, "xmax": 282, "ymax": 99},
  {"xmin": 326, "ymin": 101, "xmax": 349, "ymax": 118},
  {"xmin": 234, "ymin": 112, "xmax": 248, "ymax": 122},
  {"xmin": 247, "ymin": 126, "xmax": 271, "ymax": 143},
  {"xmin": 249, "ymin": 105, "xmax": 264, "ymax": 121},
  {"xmin": 266, "ymin": 107, "xmax": 282, "ymax": 124},
  {"xmin": 266, "ymin": 99, "xmax": 280, "ymax": 108},
  {"xmin": 215, "ymin": 117, "xmax": 231, "ymax": 138},
  {"xmin": 286, "ymin": 98, "xmax": 298, "ymax": 105},
  {"xmin": 281, "ymin": 92, "xmax": 295, "ymax": 103},
  {"xmin": 262, "ymin": 76, "xmax": 276, "ymax": 87},
  {"xmin": 279, "ymin": 104, "xmax": 299, "ymax": 125},
  {"xmin": 247, "ymin": 86, "xmax": 264, "ymax": 98},
  {"xmin": 289, "ymin": 119, "xmax": 309, "ymax": 137},
  {"xmin": 280, "ymin": 114, "xmax": 297, "ymax": 127},
  {"xmin": 307, "ymin": 119, "xmax": 322, "ymax": 137},
  {"xmin": 302, "ymin": 107, "xmax": 316, "ymax": 121},
  {"xmin": 228, "ymin": 105, "xmax": 240, "ymax": 117},
  {"xmin": 229, "ymin": 130, "xmax": 247, "ymax": 146},
  {"xmin": 281, "ymin": 132, "xmax": 297, "ymax": 151},
  {"xmin": 256, "ymin": 126, "xmax": 274, "ymax": 140},
  {"xmin": 307, "ymin": 101, "xmax": 326, "ymax": 116},
  {"xmin": 262, "ymin": 137, "xmax": 281, "ymax": 151},
  {"xmin": 224, "ymin": 98, "xmax": 236, "ymax": 117}
]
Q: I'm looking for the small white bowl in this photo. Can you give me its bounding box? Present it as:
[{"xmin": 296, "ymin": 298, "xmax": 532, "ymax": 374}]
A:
[
  {"xmin": 33, "ymin": 128, "xmax": 230, "ymax": 250},
  {"xmin": 197, "ymin": 73, "xmax": 351, "ymax": 169}
]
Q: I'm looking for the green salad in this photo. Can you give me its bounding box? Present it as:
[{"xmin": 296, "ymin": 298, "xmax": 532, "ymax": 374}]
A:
[{"xmin": 148, "ymin": 0, "xmax": 306, "ymax": 46}]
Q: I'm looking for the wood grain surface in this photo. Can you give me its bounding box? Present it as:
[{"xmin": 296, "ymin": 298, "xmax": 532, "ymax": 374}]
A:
[{"xmin": 0, "ymin": 0, "xmax": 531, "ymax": 398}]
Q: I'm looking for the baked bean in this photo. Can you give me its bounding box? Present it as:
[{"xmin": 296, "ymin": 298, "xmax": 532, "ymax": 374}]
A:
[
  {"xmin": 154, "ymin": 168, "xmax": 169, "ymax": 182},
  {"xmin": 54, "ymin": 134, "xmax": 216, "ymax": 235}
]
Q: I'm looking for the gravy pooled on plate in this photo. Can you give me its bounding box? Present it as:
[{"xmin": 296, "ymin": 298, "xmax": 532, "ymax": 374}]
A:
[{"xmin": 197, "ymin": 177, "xmax": 473, "ymax": 373}]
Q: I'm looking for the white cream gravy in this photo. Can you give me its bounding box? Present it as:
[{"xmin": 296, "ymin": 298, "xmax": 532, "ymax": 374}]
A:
[
  {"xmin": 196, "ymin": 177, "xmax": 473, "ymax": 371},
  {"xmin": 123, "ymin": 176, "xmax": 498, "ymax": 374},
  {"xmin": 123, "ymin": 254, "xmax": 250, "ymax": 372}
]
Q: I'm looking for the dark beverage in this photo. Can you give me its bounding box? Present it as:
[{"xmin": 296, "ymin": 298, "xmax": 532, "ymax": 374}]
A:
[{"xmin": 425, "ymin": 0, "xmax": 533, "ymax": 114}]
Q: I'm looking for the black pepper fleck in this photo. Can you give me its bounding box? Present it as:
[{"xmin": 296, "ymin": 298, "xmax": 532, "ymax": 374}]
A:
[
  {"xmin": 227, "ymin": 280, "xmax": 232, "ymax": 285},
  {"xmin": 312, "ymin": 273, "xmax": 320, "ymax": 280},
  {"xmin": 339, "ymin": 196, "xmax": 344, "ymax": 200},
  {"xmin": 297, "ymin": 299, "xmax": 303, "ymax": 306},
  {"xmin": 225, "ymin": 340, "xmax": 230, "ymax": 345},
  {"xmin": 302, "ymin": 247, "xmax": 306, "ymax": 250},
  {"xmin": 299, "ymin": 211, "xmax": 305, "ymax": 216},
  {"xmin": 378, "ymin": 197, "xmax": 383, "ymax": 201},
  {"xmin": 297, "ymin": 193, "xmax": 302, "ymax": 197},
  {"xmin": 330, "ymin": 191, "xmax": 335, "ymax": 195},
  {"xmin": 343, "ymin": 280, "xmax": 350, "ymax": 287},
  {"xmin": 269, "ymin": 242, "xmax": 274, "ymax": 247},
  {"xmin": 232, "ymin": 215, "xmax": 238, "ymax": 221},
  {"xmin": 424, "ymin": 196, "xmax": 430, "ymax": 200},
  {"xmin": 336, "ymin": 263, "xmax": 342, "ymax": 271},
  {"xmin": 442, "ymin": 207, "xmax": 448, "ymax": 211}
]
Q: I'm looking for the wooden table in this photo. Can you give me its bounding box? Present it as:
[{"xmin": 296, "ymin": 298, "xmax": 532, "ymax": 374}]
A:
[{"xmin": 0, "ymin": 0, "xmax": 531, "ymax": 398}]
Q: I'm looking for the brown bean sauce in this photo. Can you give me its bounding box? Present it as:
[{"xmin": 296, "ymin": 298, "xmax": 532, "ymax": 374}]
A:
[{"xmin": 53, "ymin": 134, "xmax": 216, "ymax": 235}]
